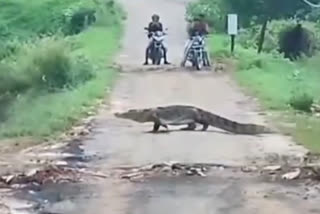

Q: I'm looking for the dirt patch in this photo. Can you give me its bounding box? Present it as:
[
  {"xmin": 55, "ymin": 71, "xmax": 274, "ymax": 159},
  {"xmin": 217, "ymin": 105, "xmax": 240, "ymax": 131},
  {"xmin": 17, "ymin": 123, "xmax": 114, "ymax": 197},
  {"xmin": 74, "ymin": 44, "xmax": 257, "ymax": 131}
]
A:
[
  {"xmin": 112, "ymin": 158, "xmax": 320, "ymax": 183},
  {"xmin": 0, "ymin": 137, "xmax": 41, "ymax": 154}
]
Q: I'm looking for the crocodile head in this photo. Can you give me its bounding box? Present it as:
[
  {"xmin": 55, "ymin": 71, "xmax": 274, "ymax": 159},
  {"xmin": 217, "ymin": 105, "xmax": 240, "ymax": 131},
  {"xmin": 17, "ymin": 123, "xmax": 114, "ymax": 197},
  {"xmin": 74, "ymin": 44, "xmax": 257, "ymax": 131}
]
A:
[{"xmin": 114, "ymin": 108, "xmax": 154, "ymax": 123}]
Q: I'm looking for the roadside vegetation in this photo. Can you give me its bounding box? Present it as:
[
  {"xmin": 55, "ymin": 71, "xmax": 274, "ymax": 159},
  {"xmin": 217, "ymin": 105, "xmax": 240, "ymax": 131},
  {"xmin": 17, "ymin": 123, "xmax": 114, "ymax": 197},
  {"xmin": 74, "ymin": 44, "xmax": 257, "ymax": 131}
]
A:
[
  {"xmin": 0, "ymin": 0, "xmax": 124, "ymax": 139},
  {"xmin": 187, "ymin": 0, "xmax": 320, "ymax": 152}
]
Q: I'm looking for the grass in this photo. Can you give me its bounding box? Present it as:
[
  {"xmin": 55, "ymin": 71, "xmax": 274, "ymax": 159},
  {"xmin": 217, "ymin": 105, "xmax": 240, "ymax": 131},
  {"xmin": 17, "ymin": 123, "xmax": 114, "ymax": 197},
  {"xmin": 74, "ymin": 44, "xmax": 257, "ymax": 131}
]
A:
[
  {"xmin": 0, "ymin": 0, "xmax": 96, "ymax": 38},
  {"xmin": 0, "ymin": 27, "xmax": 119, "ymax": 137},
  {"xmin": 0, "ymin": 26, "xmax": 121, "ymax": 138},
  {"xmin": 209, "ymin": 34, "xmax": 320, "ymax": 152},
  {"xmin": 0, "ymin": 0, "xmax": 123, "ymax": 139}
]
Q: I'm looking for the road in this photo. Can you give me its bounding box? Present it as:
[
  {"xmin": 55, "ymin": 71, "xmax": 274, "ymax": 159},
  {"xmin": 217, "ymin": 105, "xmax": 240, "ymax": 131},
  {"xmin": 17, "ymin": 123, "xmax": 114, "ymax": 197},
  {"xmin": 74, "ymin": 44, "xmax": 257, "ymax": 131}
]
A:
[{"xmin": 41, "ymin": 0, "xmax": 320, "ymax": 213}]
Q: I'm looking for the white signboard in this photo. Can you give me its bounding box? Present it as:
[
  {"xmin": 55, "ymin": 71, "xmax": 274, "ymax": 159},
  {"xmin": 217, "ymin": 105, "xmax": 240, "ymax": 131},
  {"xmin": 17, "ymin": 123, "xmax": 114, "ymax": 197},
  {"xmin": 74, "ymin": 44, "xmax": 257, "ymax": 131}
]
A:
[{"xmin": 227, "ymin": 14, "xmax": 238, "ymax": 35}]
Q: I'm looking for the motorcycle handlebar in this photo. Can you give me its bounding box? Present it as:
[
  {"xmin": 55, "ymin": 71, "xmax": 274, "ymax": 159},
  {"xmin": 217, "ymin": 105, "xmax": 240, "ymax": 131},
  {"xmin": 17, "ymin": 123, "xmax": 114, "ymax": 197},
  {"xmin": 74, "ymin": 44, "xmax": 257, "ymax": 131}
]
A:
[
  {"xmin": 145, "ymin": 31, "xmax": 168, "ymax": 36},
  {"xmin": 191, "ymin": 34, "xmax": 207, "ymax": 38},
  {"xmin": 144, "ymin": 27, "xmax": 168, "ymax": 31}
]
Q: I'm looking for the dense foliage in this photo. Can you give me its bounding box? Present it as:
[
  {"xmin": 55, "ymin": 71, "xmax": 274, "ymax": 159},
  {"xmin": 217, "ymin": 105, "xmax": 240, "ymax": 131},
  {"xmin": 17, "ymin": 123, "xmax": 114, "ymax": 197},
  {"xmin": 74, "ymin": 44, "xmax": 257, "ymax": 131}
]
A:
[
  {"xmin": 223, "ymin": 0, "xmax": 311, "ymax": 26},
  {"xmin": 0, "ymin": 0, "xmax": 123, "ymax": 137},
  {"xmin": 186, "ymin": 0, "xmax": 314, "ymax": 29},
  {"xmin": 238, "ymin": 19, "xmax": 320, "ymax": 55},
  {"xmin": 0, "ymin": 0, "xmax": 102, "ymax": 59},
  {"xmin": 187, "ymin": 0, "xmax": 320, "ymax": 58}
]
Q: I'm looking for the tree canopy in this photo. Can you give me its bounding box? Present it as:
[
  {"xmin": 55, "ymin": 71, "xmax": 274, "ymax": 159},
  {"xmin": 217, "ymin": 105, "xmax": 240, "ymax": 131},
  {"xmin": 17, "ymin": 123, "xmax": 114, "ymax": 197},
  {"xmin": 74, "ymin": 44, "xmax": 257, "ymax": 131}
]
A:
[{"xmin": 223, "ymin": 0, "xmax": 312, "ymax": 26}]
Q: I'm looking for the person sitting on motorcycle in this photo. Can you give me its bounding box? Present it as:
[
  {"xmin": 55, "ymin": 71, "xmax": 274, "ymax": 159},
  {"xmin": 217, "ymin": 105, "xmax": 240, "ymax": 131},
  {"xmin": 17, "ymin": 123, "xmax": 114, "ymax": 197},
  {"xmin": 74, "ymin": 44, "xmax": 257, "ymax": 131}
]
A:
[
  {"xmin": 144, "ymin": 14, "xmax": 170, "ymax": 65},
  {"xmin": 181, "ymin": 14, "xmax": 210, "ymax": 66},
  {"xmin": 187, "ymin": 14, "xmax": 209, "ymax": 38}
]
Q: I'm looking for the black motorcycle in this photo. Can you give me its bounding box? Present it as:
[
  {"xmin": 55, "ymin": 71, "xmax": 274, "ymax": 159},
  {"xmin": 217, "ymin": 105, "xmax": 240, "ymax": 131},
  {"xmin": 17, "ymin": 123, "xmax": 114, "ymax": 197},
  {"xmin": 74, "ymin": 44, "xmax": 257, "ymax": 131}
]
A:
[
  {"xmin": 144, "ymin": 27, "xmax": 167, "ymax": 65},
  {"xmin": 186, "ymin": 32, "xmax": 210, "ymax": 70}
]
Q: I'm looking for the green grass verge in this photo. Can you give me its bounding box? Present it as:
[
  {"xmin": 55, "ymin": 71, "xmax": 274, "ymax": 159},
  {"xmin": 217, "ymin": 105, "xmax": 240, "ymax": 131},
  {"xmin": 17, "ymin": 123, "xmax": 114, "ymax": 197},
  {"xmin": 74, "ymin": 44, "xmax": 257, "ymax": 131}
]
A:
[
  {"xmin": 209, "ymin": 34, "xmax": 320, "ymax": 152},
  {"xmin": 0, "ymin": 25, "xmax": 121, "ymax": 138},
  {"xmin": 0, "ymin": 3, "xmax": 123, "ymax": 140},
  {"xmin": 0, "ymin": 26, "xmax": 121, "ymax": 138}
]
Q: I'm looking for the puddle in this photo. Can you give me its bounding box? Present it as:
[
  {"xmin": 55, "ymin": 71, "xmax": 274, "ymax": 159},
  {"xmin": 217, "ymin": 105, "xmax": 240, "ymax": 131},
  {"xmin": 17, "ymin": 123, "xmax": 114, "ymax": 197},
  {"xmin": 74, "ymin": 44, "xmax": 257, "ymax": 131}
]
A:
[
  {"xmin": 12, "ymin": 183, "xmax": 94, "ymax": 214},
  {"xmin": 0, "ymin": 140, "xmax": 104, "ymax": 214}
]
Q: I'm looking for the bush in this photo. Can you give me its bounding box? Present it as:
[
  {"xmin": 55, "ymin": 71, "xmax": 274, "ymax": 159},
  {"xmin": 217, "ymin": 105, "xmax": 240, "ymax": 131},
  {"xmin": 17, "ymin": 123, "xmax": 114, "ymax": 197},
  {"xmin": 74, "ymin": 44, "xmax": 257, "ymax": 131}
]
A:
[
  {"xmin": 62, "ymin": 0, "xmax": 97, "ymax": 35},
  {"xmin": 287, "ymin": 68, "xmax": 315, "ymax": 112},
  {"xmin": 305, "ymin": 8, "xmax": 320, "ymax": 23},
  {"xmin": 0, "ymin": 93, "xmax": 13, "ymax": 122},
  {"xmin": 0, "ymin": 63, "xmax": 29, "ymax": 94},
  {"xmin": 289, "ymin": 93, "xmax": 314, "ymax": 112},
  {"xmin": 0, "ymin": 36, "xmax": 95, "ymax": 94},
  {"xmin": 69, "ymin": 53, "xmax": 96, "ymax": 86},
  {"xmin": 0, "ymin": 39, "xmax": 21, "ymax": 60},
  {"xmin": 238, "ymin": 19, "xmax": 320, "ymax": 56},
  {"xmin": 61, "ymin": 0, "xmax": 124, "ymax": 35},
  {"xmin": 279, "ymin": 24, "xmax": 318, "ymax": 60},
  {"xmin": 0, "ymin": 0, "xmax": 101, "ymax": 60},
  {"xmin": 94, "ymin": 0, "xmax": 125, "ymax": 26},
  {"xmin": 0, "ymin": 0, "xmax": 122, "ymax": 138},
  {"xmin": 236, "ymin": 50, "xmax": 270, "ymax": 71},
  {"xmin": 19, "ymin": 38, "xmax": 73, "ymax": 90}
]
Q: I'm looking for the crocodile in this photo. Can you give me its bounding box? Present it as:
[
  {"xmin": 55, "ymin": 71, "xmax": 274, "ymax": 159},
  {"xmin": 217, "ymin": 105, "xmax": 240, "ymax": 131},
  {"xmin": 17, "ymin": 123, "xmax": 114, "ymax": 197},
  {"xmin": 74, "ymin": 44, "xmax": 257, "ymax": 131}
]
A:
[{"xmin": 114, "ymin": 105, "xmax": 275, "ymax": 135}]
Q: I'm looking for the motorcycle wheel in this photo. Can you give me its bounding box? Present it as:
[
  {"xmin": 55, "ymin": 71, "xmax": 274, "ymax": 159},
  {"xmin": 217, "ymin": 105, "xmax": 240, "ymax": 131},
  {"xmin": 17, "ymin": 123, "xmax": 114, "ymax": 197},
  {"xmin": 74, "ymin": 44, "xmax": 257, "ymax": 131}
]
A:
[
  {"xmin": 189, "ymin": 51, "xmax": 196, "ymax": 67},
  {"xmin": 150, "ymin": 49, "xmax": 156, "ymax": 65},
  {"xmin": 154, "ymin": 48, "xmax": 162, "ymax": 65},
  {"xmin": 195, "ymin": 56, "xmax": 202, "ymax": 70}
]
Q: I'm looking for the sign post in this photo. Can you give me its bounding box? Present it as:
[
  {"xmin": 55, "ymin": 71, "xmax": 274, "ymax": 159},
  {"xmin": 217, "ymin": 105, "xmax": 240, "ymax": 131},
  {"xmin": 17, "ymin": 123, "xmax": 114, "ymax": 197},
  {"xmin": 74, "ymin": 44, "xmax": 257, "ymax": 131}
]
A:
[{"xmin": 227, "ymin": 14, "xmax": 238, "ymax": 54}]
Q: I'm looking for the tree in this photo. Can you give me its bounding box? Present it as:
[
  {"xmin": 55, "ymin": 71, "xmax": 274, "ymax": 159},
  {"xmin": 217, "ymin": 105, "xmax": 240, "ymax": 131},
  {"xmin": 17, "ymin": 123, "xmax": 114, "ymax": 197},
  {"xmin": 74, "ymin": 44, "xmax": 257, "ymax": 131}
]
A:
[
  {"xmin": 222, "ymin": 0, "xmax": 312, "ymax": 53},
  {"xmin": 223, "ymin": 0, "xmax": 311, "ymax": 26}
]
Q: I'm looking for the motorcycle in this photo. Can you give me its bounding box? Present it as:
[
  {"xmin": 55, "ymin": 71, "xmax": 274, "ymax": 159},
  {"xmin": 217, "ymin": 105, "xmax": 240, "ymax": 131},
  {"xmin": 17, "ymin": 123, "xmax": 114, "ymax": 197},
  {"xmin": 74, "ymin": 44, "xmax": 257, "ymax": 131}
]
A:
[
  {"xmin": 186, "ymin": 32, "xmax": 209, "ymax": 70},
  {"xmin": 144, "ymin": 27, "xmax": 167, "ymax": 65}
]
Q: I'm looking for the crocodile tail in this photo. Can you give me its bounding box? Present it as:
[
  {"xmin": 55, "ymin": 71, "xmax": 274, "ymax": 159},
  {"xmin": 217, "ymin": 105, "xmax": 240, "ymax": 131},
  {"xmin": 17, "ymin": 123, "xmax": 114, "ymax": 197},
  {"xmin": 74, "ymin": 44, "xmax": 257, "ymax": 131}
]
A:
[{"xmin": 203, "ymin": 110, "xmax": 274, "ymax": 135}]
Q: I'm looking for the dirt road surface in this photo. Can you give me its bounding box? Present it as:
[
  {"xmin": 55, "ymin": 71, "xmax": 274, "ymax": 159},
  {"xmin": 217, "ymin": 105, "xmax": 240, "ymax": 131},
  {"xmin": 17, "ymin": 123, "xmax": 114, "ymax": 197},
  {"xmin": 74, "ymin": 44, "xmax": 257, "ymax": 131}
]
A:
[
  {"xmin": 9, "ymin": 0, "xmax": 320, "ymax": 213},
  {"xmin": 92, "ymin": 0, "xmax": 307, "ymax": 167},
  {"xmin": 68, "ymin": 0, "xmax": 320, "ymax": 213}
]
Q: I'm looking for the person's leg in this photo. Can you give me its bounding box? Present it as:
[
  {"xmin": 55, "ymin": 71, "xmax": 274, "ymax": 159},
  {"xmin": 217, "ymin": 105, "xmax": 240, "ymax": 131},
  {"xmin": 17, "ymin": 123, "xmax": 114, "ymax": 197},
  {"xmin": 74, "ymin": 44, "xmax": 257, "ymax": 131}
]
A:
[
  {"xmin": 143, "ymin": 39, "xmax": 152, "ymax": 65},
  {"xmin": 162, "ymin": 43, "xmax": 170, "ymax": 64},
  {"xmin": 203, "ymin": 42, "xmax": 211, "ymax": 67},
  {"xmin": 181, "ymin": 38, "xmax": 192, "ymax": 67},
  {"xmin": 183, "ymin": 40, "xmax": 189, "ymax": 55}
]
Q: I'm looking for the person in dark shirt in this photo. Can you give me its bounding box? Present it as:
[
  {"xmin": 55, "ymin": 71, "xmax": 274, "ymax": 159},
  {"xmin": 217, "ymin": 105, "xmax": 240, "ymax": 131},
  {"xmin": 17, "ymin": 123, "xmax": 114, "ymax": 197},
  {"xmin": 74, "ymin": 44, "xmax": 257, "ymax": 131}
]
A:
[
  {"xmin": 181, "ymin": 13, "xmax": 210, "ymax": 67},
  {"xmin": 147, "ymin": 19, "xmax": 163, "ymax": 35},
  {"xmin": 144, "ymin": 14, "xmax": 170, "ymax": 65},
  {"xmin": 187, "ymin": 14, "xmax": 209, "ymax": 38}
]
